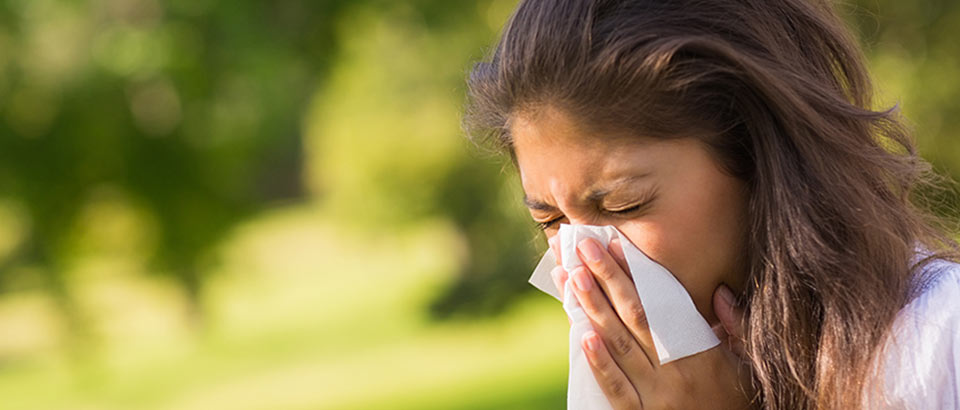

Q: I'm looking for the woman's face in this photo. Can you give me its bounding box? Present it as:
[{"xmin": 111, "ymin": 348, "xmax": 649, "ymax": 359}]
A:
[{"xmin": 511, "ymin": 106, "xmax": 750, "ymax": 324}]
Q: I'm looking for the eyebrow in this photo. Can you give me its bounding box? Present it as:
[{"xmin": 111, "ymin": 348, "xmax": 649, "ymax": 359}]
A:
[
  {"xmin": 523, "ymin": 196, "xmax": 557, "ymax": 211},
  {"xmin": 522, "ymin": 174, "xmax": 650, "ymax": 211}
]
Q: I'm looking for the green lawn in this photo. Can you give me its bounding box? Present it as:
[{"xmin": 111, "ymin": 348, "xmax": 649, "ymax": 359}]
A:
[{"xmin": 0, "ymin": 205, "xmax": 569, "ymax": 409}]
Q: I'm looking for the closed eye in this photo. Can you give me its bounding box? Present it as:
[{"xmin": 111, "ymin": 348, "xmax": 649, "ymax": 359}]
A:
[
  {"xmin": 607, "ymin": 203, "xmax": 643, "ymax": 214},
  {"xmin": 604, "ymin": 187, "xmax": 657, "ymax": 217},
  {"xmin": 532, "ymin": 188, "xmax": 657, "ymax": 230},
  {"xmin": 536, "ymin": 216, "xmax": 564, "ymax": 231}
]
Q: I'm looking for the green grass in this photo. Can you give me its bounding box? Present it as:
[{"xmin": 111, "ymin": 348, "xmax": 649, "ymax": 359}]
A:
[{"xmin": 0, "ymin": 205, "xmax": 569, "ymax": 409}]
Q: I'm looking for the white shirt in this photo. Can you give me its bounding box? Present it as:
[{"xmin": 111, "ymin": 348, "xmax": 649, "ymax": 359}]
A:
[{"xmin": 867, "ymin": 253, "xmax": 960, "ymax": 409}]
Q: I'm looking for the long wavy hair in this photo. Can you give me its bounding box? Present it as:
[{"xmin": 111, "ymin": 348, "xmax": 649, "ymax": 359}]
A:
[{"xmin": 462, "ymin": 0, "xmax": 960, "ymax": 408}]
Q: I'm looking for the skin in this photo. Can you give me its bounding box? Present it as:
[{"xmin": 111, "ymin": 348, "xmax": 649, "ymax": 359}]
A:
[{"xmin": 511, "ymin": 105, "xmax": 756, "ymax": 409}]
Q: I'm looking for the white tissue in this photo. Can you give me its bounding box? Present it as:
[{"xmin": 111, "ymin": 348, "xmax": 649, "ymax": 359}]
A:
[{"xmin": 528, "ymin": 224, "xmax": 720, "ymax": 409}]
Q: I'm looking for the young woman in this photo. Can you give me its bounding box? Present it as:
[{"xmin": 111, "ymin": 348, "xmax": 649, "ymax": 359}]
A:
[{"xmin": 463, "ymin": 0, "xmax": 960, "ymax": 408}]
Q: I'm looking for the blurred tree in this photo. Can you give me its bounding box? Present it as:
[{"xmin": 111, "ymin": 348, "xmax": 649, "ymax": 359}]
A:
[
  {"xmin": 847, "ymin": 0, "xmax": 960, "ymax": 220},
  {"xmin": 0, "ymin": 0, "xmax": 540, "ymax": 332},
  {"xmin": 0, "ymin": 0, "xmax": 355, "ymax": 323},
  {"xmin": 427, "ymin": 157, "xmax": 546, "ymax": 319},
  {"xmin": 301, "ymin": 0, "xmax": 543, "ymax": 319}
]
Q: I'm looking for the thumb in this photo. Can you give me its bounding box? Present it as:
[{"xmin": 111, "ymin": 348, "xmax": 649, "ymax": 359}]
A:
[{"xmin": 713, "ymin": 284, "xmax": 746, "ymax": 358}]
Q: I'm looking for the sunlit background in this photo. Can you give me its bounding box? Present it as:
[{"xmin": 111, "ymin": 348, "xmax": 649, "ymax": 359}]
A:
[{"xmin": 0, "ymin": 0, "xmax": 958, "ymax": 409}]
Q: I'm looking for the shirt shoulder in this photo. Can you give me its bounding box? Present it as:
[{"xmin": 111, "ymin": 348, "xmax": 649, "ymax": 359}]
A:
[{"xmin": 870, "ymin": 257, "xmax": 960, "ymax": 409}]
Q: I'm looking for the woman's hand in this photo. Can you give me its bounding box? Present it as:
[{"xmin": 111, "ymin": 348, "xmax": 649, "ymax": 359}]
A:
[{"xmin": 548, "ymin": 236, "xmax": 757, "ymax": 410}]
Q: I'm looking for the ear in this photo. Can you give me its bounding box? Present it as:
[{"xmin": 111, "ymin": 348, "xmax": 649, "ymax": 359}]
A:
[{"xmin": 713, "ymin": 284, "xmax": 746, "ymax": 357}]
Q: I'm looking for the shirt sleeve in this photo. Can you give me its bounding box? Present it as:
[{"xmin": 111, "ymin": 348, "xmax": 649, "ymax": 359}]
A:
[{"xmin": 869, "ymin": 264, "xmax": 960, "ymax": 409}]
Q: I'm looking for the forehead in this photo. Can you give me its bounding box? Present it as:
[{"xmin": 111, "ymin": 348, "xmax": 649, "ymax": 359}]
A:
[
  {"xmin": 509, "ymin": 107, "xmax": 657, "ymax": 193},
  {"xmin": 510, "ymin": 106, "xmax": 632, "ymax": 150}
]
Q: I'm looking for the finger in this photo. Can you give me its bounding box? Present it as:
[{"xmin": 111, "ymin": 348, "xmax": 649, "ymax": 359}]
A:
[
  {"xmin": 713, "ymin": 284, "xmax": 746, "ymax": 357},
  {"xmin": 607, "ymin": 238, "xmax": 631, "ymax": 281},
  {"xmin": 582, "ymin": 330, "xmax": 643, "ymax": 409},
  {"xmin": 570, "ymin": 266, "xmax": 654, "ymax": 377},
  {"xmin": 550, "ymin": 265, "xmax": 568, "ymax": 301},
  {"xmin": 548, "ymin": 234, "xmax": 561, "ymax": 267},
  {"xmin": 577, "ymin": 238, "xmax": 658, "ymax": 365},
  {"xmin": 550, "ymin": 265, "xmax": 572, "ymax": 325}
]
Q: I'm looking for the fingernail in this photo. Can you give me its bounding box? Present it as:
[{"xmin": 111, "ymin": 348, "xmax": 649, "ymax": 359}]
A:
[
  {"xmin": 550, "ymin": 265, "xmax": 562, "ymax": 282},
  {"xmin": 585, "ymin": 331, "xmax": 600, "ymax": 352},
  {"xmin": 551, "ymin": 266, "xmax": 567, "ymax": 293},
  {"xmin": 573, "ymin": 268, "xmax": 592, "ymax": 292},
  {"xmin": 718, "ymin": 284, "xmax": 736, "ymax": 306},
  {"xmin": 578, "ymin": 239, "xmax": 603, "ymax": 262}
]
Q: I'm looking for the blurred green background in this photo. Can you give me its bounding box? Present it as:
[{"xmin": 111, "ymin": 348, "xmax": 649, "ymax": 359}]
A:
[{"xmin": 0, "ymin": 0, "xmax": 957, "ymax": 409}]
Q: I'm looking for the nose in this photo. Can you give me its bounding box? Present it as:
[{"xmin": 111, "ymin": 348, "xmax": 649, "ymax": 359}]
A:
[
  {"xmin": 565, "ymin": 214, "xmax": 595, "ymax": 226},
  {"xmin": 562, "ymin": 209, "xmax": 620, "ymax": 227},
  {"xmin": 548, "ymin": 184, "xmax": 617, "ymax": 227},
  {"xmin": 560, "ymin": 206, "xmax": 628, "ymax": 229},
  {"xmin": 552, "ymin": 201, "xmax": 592, "ymax": 226}
]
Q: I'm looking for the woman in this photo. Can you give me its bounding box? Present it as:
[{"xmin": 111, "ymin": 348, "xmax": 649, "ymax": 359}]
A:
[{"xmin": 463, "ymin": 0, "xmax": 960, "ymax": 409}]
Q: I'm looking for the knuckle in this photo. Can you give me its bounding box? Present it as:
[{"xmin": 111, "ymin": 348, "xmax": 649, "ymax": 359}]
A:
[
  {"xmin": 628, "ymin": 302, "xmax": 649, "ymax": 330},
  {"xmin": 611, "ymin": 333, "xmax": 634, "ymax": 357},
  {"xmin": 607, "ymin": 379, "xmax": 630, "ymax": 399}
]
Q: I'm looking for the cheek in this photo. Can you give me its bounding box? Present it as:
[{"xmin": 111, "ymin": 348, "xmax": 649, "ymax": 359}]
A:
[
  {"xmin": 619, "ymin": 220, "xmax": 719, "ymax": 323},
  {"xmin": 618, "ymin": 185, "xmax": 746, "ymax": 324}
]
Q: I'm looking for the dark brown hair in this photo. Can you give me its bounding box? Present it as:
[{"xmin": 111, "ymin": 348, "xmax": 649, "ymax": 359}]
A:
[{"xmin": 463, "ymin": 0, "xmax": 960, "ymax": 408}]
